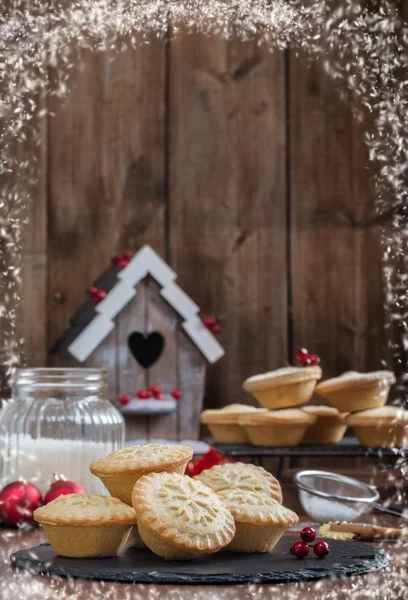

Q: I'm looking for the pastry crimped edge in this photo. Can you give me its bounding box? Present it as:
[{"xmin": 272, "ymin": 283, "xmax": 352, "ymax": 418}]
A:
[
  {"xmin": 33, "ymin": 494, "xmax": 138, "ymax": 527},
  {"xmin": 346, "ymin": 405, "xmax": 408, "ymax": 426},
  {"xmin": 243, "ymin": 366, "xmax": 322, "ymax": 392},
  {"xmin": 316, "ymin": 370, "xmax": 396, "ymax": 394},
  {"xmin": 218, "ymin": 489, "xmax": 299, "ymax": 527},
  {"xmin": 195, "ymin": 462, "xmax": 283, "ymax": 504},
  {"xmin": 89, "ymin": 443, "xmax": 193, "ymax": 476},
  {"xmin": 132, "ymin": 473, "xmax": 236, "ymax": 553},
  {"xmin": 201, "ymin": 406, "xmax": 268, "ymax": 424},
  {"xmin": 238, "ymin": 408, "xmax": 316, "ymax": 427},
  {"xmin": 302, "ymin": 405, "xmax": 349, "ymax": 421}
]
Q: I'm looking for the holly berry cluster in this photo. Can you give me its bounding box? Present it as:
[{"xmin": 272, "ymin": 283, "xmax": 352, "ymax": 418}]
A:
[
  {"xmin": 185, "ymin": 448, "xmax": 234, "ymax": 477},
  {"xmin": 296, "ymin": 348, "xmax": 320, "ymax": 367},
  {"xmin": 202, "ymin": 316, "xmax": 221, "ymax": 334},
  {"xmin": 291, "ymin": 526, "xmax": 330, "ymax": 559},
  {"xmin": 112, "ymin": 250, "xmax": 133, "ymax": 269},
  {"xmin": 120, "ymin": 385, "xmax": 182, "ymax": 406},
  {"xmin": 87, "ymin": 286, "xmax": 107, "ymax": 304}
]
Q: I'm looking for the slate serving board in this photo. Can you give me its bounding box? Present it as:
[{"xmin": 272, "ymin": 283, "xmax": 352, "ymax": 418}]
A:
[{"xmin": 10, "ymin": 537, "xmax": 388, "ymax": 585}]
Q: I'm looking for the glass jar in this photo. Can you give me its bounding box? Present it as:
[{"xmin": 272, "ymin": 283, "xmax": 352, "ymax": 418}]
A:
[{"xmin": 0, "ymin": 368, "xmax": 125, "ymax": 494}]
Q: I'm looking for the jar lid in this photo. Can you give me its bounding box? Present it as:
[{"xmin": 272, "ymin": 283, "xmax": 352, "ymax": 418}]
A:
[{"xmin": 12, "ymin": 368, "xmax": 106, "ymax": 395}]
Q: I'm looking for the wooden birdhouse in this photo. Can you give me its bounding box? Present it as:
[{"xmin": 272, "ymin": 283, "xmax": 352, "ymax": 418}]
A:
[{"xmin": 51, "ymin": 246, "xmax": 224, "ymax": 442}]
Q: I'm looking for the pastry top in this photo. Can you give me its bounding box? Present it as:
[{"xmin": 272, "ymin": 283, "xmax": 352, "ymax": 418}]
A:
[
  {"xmin": 201, "ymin": 404, "xmax": 267, "ymax": 424},
  {"xmin": 195, "ymin": 462, "xmax": 282, "ymax": 504},
  {"xmin": 316, "ymin": 371, "xmax": 396, "ymax": 395},
  {"xmin": 346, "ymin": 406, "xmax": 408, "ymax": 426},
  {"xmin": 132, "ymin": 473, "xmax": 236, "ymax": 552},
  {"xmin": 217, "ymin": 488, "xmax": 299, "ymax": 527},
  {"xmin": 243, "ymin": 366, "xmax": 322, "ymax": 393},
  {"xmin": 89, "ymin": 444, "xmax": 193, "ymax": 476},
  {"xmin": 302, "ymin": 405, "xmax": 349, "ymax": 420},
  {"xmin": 33, "ymin": 494, "xmax": 137, "ymax": 527},
  {"xmin": 238, "ymin": 408, "xmax": 317, "ymax": 426}
]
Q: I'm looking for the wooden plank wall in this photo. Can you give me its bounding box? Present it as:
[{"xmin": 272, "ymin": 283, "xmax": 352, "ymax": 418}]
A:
[{"xmin": 3, "ymin": 26, "xmax": 390, "ymax": 411}]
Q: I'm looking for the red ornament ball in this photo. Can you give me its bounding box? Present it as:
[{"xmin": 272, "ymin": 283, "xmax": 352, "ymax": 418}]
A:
[
  {"xmin": 171, "ymin": 389, "xmax": 182, "ymax": 400},
  {"xmin": 314, "ymin": 540, "xmax": 330, "ymax": 558},
  {"xmin": 300, "ymin": 526, "xmax": 316, "ymax": 543},
  {"xmin": 136, "ymin": 390, "xmax": 149, "ymax": 399},
  {"xmin": 44, "ymin": 480, "xmax": 85, "ymax": 505},
  {"xmin": 150, "ymin": 385, "xmax": 161, "ymax": 395},
  {"xmin": 155, "ymin": 393, "xmax": 165, "ymax": 401},
  {"xmin": 119, "ymin": 394, "xmax": 130, "ymax": 405},
  {"xmin": 0, "ymin": 481, "xmax": 42, "ymax": 527},
  {"xmin": 290, "ymin": 541, "xmax": 310, "ymax": 558}
]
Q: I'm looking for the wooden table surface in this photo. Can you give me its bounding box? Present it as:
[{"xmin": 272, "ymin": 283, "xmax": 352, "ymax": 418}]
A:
[{"xmin": 1, "ymin": 519, "xmax": 407, "ymax": 600}]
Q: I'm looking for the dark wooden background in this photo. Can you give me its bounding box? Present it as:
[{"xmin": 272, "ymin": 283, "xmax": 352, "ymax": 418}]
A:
[{"xmin": 2, "ymin": 11, "xmax": 398, "ymax": 409}]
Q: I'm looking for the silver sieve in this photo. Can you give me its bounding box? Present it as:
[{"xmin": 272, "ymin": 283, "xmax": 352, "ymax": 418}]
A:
[{"xmin": 293, "ymin": 470, "xmax": 405, "ymax": 523}]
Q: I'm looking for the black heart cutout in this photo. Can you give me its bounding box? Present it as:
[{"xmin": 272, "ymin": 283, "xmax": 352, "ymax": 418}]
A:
[{"xmin": 128, "ymin": 332, "xmax": 165, "ymax": 369}]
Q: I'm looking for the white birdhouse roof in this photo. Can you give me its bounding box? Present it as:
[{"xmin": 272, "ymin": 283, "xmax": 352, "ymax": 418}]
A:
[{"xmin": 52, "ymin": 245, "xmax": 225, "ymax": 364}]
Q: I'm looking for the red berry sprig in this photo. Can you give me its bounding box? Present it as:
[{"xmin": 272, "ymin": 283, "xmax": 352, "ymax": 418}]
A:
[
  {"xmin": 87, "ymin": 286, "xmax": 107, "ymax": 304},
  {"xmin": 202, "ymin": 316, "xmax": 221, "ymax": 335},
  {"xmin": 112, "ymin": 250, "xmax": 133, "ymax": 268},
  {"xmin": 290, "ymin": 526, "xmax": 330, "ymax": 559},
  {"xmin": 296, "ymin": 348, "xmax": 320, "ymax": 367},
  {"xmin": 135, "ymin": 386, "xmax": 183, "ymax": 401}
]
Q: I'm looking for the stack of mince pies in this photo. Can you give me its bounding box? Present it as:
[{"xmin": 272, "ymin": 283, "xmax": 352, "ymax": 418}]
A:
[
  {"xmin": 316, "ymin": 370, "xmax": 407, "ymax": 448},
  {"xmin": 201, "ymin": 365, "xmax": 403, "ymax": 448},
  {"xmin": 34, "ymin": 443, "xmax": 298, "ymax": 560}
]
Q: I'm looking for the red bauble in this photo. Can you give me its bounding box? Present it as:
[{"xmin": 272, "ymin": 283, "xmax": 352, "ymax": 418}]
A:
[
  {"xmin": 313, "ymin": 540, "xmax": 330, "ymax": 558},
  {"xmin": 150, "ymin": 385, "xmax": 161, "ymax": 395},
  {"xmin": 0, "ymin": 481, "xmax": 42, "ymax": 527},
  {"xmin": 291, "ymin": 541, "xmax": 310, "ymax": 558},
  {"xmin": 300, "ymin": 526, "xmax": 316, "ymax": 543},
  {"xmin": 44, "ymin": 480, "xmax": 85, "ymax": 504},
  {"xmin": 171, "ymin": 389, "xmax": 182, "ymax": 400},
  {"xmin": 120, "ymin": 394, "xmax": 130, "ymax": 405}
]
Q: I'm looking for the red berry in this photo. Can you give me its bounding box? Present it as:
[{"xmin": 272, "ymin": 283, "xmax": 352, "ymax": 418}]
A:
[
  {"xmin": 119, "ymin": 394, "xmax": 130, "ymax": 405},
  {"xmin": 308, "ymin": 354, "xmax": 320, "ymax": 366},
  {"xmin": 96, "ymin": 290, "xmax": 107, "ymax": 300},
  {"xmin": 122, "ymin": 251, "xmax": 133, "ymax": 261},
  {"xmin": 136, "ymin": 390, "xmax": 148, "ymax": 399},
  {"xmin": 117, "ymin": 258, "xmax": 128, "ymax": 269},
  {"xmin": 144, "ymin": 390, "xmax": 153, "ymax": 398},
  {"xmin": 150, "ymin": 385, "xmax": 161, "ymax": 395},
  {"xmin": 211, "ymin": 323, "xmax": 221, "ymax": 334},
  {"xmin": 301, "ymin": 357, "xmax": 312, "ymax": 366},
  {"xmin": 87, "ymin": 286, "xmax": 98, "ymax": 295},
  {"xmin": 203, "ymin": 317, "xmax": 217, "ymax": 329},
  {"xmin": 300, "ymin": 526, "xmax": 316, "ymax": 543},
  {"xmin": 172, "ymin": 389, "xmax": 182, "ymax": 400},
  {"xmin": 291, "ymin": 541, "xmax": 309, "ymax": 558},
  {"xmin": 296, "ymin": 348, "xmax": 308, "ymax": 361},
  {"xmin": 155, "ymin": 393, "xmax": 165, "ymax": 401},
  {"xmin": 314, "ymin": 540, "xmax": 330, "ymax": 558}
]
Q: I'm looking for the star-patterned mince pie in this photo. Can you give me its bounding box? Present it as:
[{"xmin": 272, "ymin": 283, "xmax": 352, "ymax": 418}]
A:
[
  {"xmin": 195, "ymin": 462, "xmax": 282, "ymax": 504},
  {"xmin": 89, "ymin": 443, "xmax": 193, "ymax": 505},
  {"xmin": 131, "ymin": 472, "xmax": 236, "ymax": 560}
]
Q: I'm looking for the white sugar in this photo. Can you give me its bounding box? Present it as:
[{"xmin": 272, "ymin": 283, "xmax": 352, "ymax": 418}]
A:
[{"xmin": 0, "ymin": 435, "xmax": 113, "ymax": 494}]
